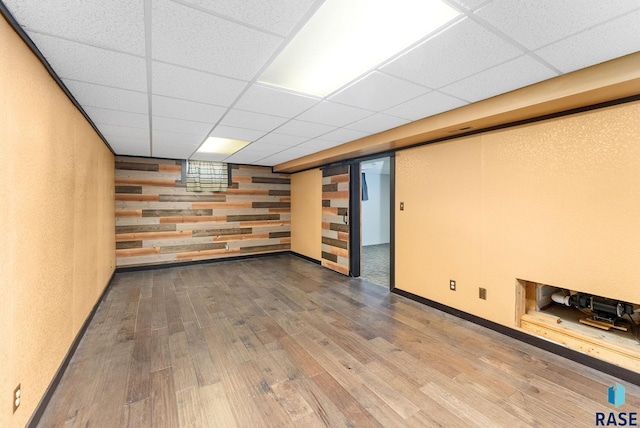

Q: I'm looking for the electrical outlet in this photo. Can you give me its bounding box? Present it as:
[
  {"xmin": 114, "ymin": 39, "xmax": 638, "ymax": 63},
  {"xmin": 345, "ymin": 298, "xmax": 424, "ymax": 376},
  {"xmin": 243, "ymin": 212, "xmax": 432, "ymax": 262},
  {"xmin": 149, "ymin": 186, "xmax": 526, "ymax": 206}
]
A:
[
  {"xmin": 224, "ymin": 243, "xmax": 230, "ymax": 251},
  {"xmin": 479, "ymin": 287, "xmax": 487, "ymax": 300},
  {"xmin": 449, "ymin": 280, "xmax": 456, "ymax": 291},
  {"xmin": 13, "ymin": 384, "xmax": 20, "ymax": 413}
]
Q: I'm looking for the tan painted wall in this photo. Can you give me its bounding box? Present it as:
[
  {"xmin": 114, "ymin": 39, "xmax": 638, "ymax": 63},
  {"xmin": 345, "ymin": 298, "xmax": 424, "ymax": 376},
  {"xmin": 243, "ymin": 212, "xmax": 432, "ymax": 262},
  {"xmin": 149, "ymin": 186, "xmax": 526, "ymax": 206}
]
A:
[
  {"xmin": 0, "ymin": 18, "xmax": 115, "ymax": 428},
  {"xmin": 291, "ymin": 169, "xmax": 322, "ymax": 261},
  {"xmin": 396, "ymin": 101, "xmax": 640, "ymax": 327}
]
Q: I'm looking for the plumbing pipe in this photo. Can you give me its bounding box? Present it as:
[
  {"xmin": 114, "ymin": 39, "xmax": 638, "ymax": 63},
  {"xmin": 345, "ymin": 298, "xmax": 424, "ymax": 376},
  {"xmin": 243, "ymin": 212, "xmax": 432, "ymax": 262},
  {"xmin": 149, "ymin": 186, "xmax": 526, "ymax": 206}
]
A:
[{"xmin": 551, "ymin": 292, "xmax": 571, "ymax": 306}]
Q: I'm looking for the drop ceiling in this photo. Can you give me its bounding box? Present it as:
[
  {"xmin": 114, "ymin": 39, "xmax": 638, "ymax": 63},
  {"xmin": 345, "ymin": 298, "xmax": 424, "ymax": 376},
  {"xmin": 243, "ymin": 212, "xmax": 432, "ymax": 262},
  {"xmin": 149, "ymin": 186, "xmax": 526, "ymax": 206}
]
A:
[{"xmin": 3, "ymin": 0, "xmax": 640, "ymax": 167}]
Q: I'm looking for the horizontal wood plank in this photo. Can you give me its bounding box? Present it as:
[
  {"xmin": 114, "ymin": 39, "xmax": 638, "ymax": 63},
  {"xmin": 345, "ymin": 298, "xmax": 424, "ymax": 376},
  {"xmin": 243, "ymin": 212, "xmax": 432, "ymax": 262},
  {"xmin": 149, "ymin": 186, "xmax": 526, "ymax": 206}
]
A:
[{"xmin": 115, "ymin": 157, "xmax": 290, "ymax": 268}]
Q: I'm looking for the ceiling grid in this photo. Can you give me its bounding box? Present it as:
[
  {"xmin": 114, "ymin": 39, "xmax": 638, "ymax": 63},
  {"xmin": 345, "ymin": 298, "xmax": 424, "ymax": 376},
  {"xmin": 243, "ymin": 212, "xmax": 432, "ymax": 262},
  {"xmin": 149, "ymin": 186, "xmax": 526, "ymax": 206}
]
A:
[{"xmin": 2, "ymin": 0, "xmax": 639, "ymax": 165}]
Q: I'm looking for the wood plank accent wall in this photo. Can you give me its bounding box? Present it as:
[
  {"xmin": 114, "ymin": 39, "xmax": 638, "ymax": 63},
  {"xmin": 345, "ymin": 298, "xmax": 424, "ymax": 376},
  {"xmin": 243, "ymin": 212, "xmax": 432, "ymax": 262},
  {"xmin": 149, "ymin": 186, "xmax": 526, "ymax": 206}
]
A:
[
  {"xmin": 115, "ymin": 156, "xmax": 290, "ymax": 267},
  {"xmin": 321, "ymin": 165, "xmax": 350, "ymax": 276}
]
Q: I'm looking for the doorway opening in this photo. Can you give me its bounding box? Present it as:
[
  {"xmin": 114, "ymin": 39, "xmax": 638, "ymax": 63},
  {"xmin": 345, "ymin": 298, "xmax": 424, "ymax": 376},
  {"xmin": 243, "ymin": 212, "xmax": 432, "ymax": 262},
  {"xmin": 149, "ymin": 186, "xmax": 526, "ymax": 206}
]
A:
[{"xmin": 360, "ymin": 156, "xmax": 391, "ymax": 288}]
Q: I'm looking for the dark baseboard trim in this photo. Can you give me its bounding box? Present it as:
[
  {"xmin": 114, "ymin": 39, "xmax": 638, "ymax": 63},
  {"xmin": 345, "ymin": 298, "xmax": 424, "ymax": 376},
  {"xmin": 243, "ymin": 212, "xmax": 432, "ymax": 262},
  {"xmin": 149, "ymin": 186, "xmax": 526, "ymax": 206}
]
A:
[
  {"xmin": 289, "ymin": 251, "xmax": 322, "ymax": 265},
  {"xmin": 115, "ymin": 251, "xmax": 291, "ymax": 273},
  {"xmin": 392, "ymin": 288, "xmax": 640, "ymax": 386},
  {"xmin": 27, "ymin": 269, "xmax": 117, "ymax": 428}
]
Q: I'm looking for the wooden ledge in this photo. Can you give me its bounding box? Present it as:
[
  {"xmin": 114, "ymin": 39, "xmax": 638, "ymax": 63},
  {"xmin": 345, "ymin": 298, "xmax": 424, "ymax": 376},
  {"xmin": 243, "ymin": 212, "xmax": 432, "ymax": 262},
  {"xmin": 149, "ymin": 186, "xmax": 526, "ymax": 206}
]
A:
[{"xmin": 521, "ymin": 312, "xmax": 640, "ymax": 373}]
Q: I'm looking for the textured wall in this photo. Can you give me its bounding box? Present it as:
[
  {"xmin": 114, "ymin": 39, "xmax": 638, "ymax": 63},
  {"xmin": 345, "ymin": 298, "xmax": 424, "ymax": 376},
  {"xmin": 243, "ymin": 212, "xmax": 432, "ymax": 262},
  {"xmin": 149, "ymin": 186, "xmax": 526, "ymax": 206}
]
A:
[
  {"xmin": 0, "ymin": 17, "xmax": 115, "ymax": 428},
  {"xmin": 396, "ymin": 101, "xmax": 640, "ymax": 327},
  {"xmin": 291, "ymin": 168, "xmax": 322, "ymax": 261},
  {"xmin": 115, "ymin": 157, "xmax": 290, "ymax": 267}
]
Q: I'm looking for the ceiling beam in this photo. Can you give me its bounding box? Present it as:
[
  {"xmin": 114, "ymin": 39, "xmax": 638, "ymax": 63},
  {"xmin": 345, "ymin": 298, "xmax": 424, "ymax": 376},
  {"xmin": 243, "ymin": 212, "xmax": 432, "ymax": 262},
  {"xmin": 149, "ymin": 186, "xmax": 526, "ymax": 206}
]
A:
[{"xmin": 274, "ymin": 51, "xmax": 640, "ymax": 173}]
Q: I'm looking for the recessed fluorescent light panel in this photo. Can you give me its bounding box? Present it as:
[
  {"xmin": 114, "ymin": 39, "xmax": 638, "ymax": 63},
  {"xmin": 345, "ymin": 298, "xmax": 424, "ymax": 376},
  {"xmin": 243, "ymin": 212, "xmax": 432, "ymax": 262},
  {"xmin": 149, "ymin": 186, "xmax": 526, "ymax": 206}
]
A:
[
  {"xmin": 197, "ymin": 137, "xmax": 251, "ymax": 154},
  {"xmin": 259, "ymin": 0, "xmax": 459, "ymax": 97}
]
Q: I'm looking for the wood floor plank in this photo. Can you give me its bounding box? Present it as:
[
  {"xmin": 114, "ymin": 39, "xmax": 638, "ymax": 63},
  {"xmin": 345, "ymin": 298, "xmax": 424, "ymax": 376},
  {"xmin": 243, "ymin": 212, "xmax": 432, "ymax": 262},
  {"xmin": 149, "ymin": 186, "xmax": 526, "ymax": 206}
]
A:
[
  {"xmin": 292, "ymin": 330, "xmax": 408, "ymax": 426},
  {"xmin": 164, "ymin": 281, "xmax": 185, "ymax": 334},
  {"xmin": 125, "ymin": 328, "xmax": 151, "ymax": 404},
  {"xmin": 276, "ymin": 335, "xmax": 325, "ymax": 378},
  {"xmin": 150, "ymin": 327, "xmax": 171, "ymax": 373},
  {"xmin": 168, "ymin": 331, "xmax": 198, "ymax": 392},
  {"xmin": 365, "ymin": 359, "xmax": 467, "ymax": 427},
  {"xmin": 135, "ymin": 297, "xmax": 152, "ymax": 332},
  {"xmin": 288, "ymin": 376, "xmax": 353, "ymax": 428},
  {"xmin": 270, "ymin": 379, "xmax": 315, "ymax": 422},
  {"xmin": 121, "ymin": 398, "xmax": 151, "ymax": 428},
  {"xmin": 198, "ymin": 382, "xmax": 237, "ymax": 428},
  {"xmin": 310, "ymin": 372, "xmax": 383, "ymax": 428},
  {"xmin": 150, "ymin": 368, "xmax": 180, "ymax": 428},
  {"xmin": 176, "ymin": 386, "xmax": 205, "ymax": 427},
  {"xmin": 151, "ymin": 273, "xmax": 168, "ymax": 330},
  {"xmin": 36, "ymin": 255, "xmax": 640, "ymax": 427}
]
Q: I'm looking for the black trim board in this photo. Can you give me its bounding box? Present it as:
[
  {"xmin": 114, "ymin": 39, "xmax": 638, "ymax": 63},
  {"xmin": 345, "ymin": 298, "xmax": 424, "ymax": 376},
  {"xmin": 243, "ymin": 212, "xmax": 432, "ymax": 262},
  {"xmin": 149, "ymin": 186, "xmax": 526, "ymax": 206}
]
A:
[
  {"xmin": 290, "ymin": 251, "xmax": 322, "ymax": 265},
  {"xmin": 0, "ymin": 2, "xmax": 115, "ymax": 156},
  {"xmin": 349, "ymin": 164, "xmax": 361, "ymax": 277},
  {"xmin": 389, "ymin": 155, "xmax": 396, "ymax": 291},
  {"xmin": 115, "ymin": 251, "xmax": 293, "ymax": 273},
  {"xmin": 26, "ymin": 269, "xmax": 117, "ymax": 428},
  {"xmin": 392, "ymin": 288, "xmax": 640, "ymax": 386},
  {"xmin": 117, "ymin": 251, "xmax": 321, "ymax": 274}
]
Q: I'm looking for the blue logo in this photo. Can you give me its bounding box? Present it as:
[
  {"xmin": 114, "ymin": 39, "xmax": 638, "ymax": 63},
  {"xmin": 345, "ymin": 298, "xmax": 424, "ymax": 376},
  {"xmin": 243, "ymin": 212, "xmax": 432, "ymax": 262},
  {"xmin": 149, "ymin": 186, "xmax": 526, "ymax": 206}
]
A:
[
  {"xmin": 596, "ymin": 383, "xmax": 637, "ymax": 426},
  {"xmin": 609, "ymin": 383, "xmax": 626, "ymax": 408}
]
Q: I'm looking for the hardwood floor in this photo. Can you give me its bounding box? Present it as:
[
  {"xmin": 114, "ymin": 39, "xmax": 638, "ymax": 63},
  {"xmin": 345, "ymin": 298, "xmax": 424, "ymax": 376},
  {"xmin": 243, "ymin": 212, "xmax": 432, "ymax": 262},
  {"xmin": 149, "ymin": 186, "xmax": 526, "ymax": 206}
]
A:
[{"xmin": 38, "ymin": 255, "xmax": 639, "ymax": 427}]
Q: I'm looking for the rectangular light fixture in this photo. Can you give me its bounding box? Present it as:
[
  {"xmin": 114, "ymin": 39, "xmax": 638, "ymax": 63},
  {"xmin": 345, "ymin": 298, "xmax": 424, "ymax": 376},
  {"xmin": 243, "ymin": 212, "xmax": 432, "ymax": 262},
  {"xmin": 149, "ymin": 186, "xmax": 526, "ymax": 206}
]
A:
[
  {"xmin": 259, "ymin": 0, "xmax": 459, "ymax": 97},
  {"xmin": 197, "ymin": 137, "xmax": 251, "ymax": 154}
]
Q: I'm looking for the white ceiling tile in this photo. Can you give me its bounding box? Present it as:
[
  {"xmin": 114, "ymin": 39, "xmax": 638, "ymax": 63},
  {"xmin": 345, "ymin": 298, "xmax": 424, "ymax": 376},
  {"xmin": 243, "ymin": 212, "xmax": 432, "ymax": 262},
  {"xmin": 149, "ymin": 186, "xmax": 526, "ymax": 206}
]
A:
[
  {"xmin": 83, "ymin": 106, "xmax": 148, "ymax": 129},
  {"xmin": 219, "ymin": 110, "xmax": 289, "ymax": 132},
  {"xmin": 278, "ymin": 146, "xmax": 319, "ymax": 157},
  {"xmin": 190, "ymin": 152, "xmax": 229, "ymax": 162},
  {"xmin": 152, "ymin": 0, "xmax": 282, "ymax": 80},
  {"xmin": 447, "ymin": 0, "xmax": 491, "ymax": 11},
  {"xmin": 319, "ymin": 128, "xmax": 369, "ymax": 144},
  {"xmin": 3, "ymin": 0, "xmax": 145, "ymax": 55},
  {"xmin": 152, "ymin": 116, "xmax": 212, "ymax": 136},
  {"xmin": 257, "ymin": 146, "xmax": 318, "ymax": 165},
  {"xmin": 29, "ymin": 33, "xmax": 147, "ymax": 91},
  {"xmin": 254, "ymin": 154, "xmax": 300, "ymax": 166},
  {"xmin": 152, "ymin": 62, "xmax": 246, "ymax": 106},
  {"xmin": 384, "ymin": 91, "xmax": 468, "ymax": 121},
  {"xmin": 296, "ymin": 102, "xmax": 373, "ymax": 127},
  {"xmin": 95, "ymin": 124, "xmax": 149, "ymax": 141},
  {"xmin": 297, "ymin": 139, "xmax": 345, "ymax": 150},
  {"xmin": 223, "ymin": 143, "xmax": 286, "ymax": 164},
  {"xmin": 102, "ymin": 134, "xmax": 150, "ymax": 157},
  {"xmin": 209, "ymin": 126, "xmax": 267, "ymax": 142},
  {"xmin": 330, "ymin": 71, "xmax": 429, "ymax": 111},
  {"xmin": 274, "ymin": 120, "xmax": 335, "ymax": 139},
  {"xmin": 178, "ymin": 0, "xmax": 318, "ymax": 36},
  {"xmin": 241, "ymin": 142, "xmax": 290, "ymax": 153},
  {"xmin": 223, "ymin": 151, "xmax": 272, "ymax": 165},
  {"xmin": 476, "ymin": 0, "xmax": 640, "ymax": 51},
  {"xmin": 534, "ymin": 10, "xmax": 640, "ymax": 73},
  {"xmin": 152, "ymin": 95, "xmax": 227, "ymax": 123},
  {"xmin": 251, "ymin": 156, "xmax": 288, "ymax": 166},
  {"xmin": 254, "ymin": 133, "xmax": 309, "ymax": 147},
  {"xmin": 440, "ymin": 55, "xmax": 558, "ymax": 103},
  {"xmin": 233, "ymin": 84, "xmax": 319, "ymax": 118},
  {"xmin": 345, "ymin": 113, "xmax": 410, "ymax": 134},
  {"xmin": 382, "ymin": 18, "xmax": 522, "ymax": 89},
  {"xmin": 64, "ymin": 80, "xmax": 148, "ymax": 114},
  {"xmin": 9, "ymin": 1, "xmax": 639, "ymax": 164},
  {"xmin": 152, "ymin": 131, "xmax": 203, "ymax": 159}
]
